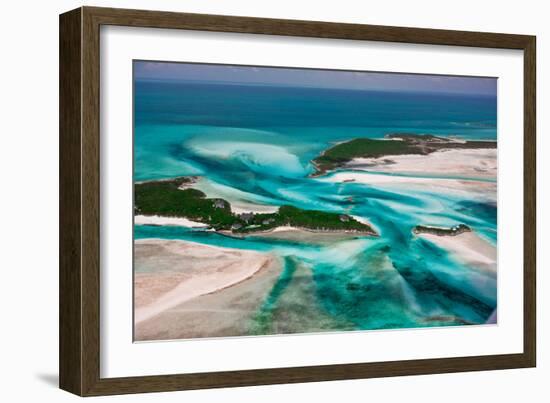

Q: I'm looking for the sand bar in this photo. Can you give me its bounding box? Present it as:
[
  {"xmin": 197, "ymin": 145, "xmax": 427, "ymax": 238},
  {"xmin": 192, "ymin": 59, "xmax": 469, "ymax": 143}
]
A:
[
  {"xmin": 418, "ymin": 231, "xmax": 496, "ymax": 274},
  {"xmin": 134, "ymin": 239, "xmax": 278, "ymax": 326},
  {"xmin": 346, "ymin": 148, "xmax": 497, "ymax": 180},
  {"xmin": 321, "ymin": 171, "xmax": 496, "ymax": 203}
]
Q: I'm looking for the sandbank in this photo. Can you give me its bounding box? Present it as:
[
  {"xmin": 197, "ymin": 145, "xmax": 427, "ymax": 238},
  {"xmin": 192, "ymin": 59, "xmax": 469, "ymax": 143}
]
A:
[
  {"xmin": 418, "ymin": 231, "xmax": 497, "ymax": 275},
  {"xmin": 321, "ymin": 171, "xmax": 496, "ymax": 203},
  {"xmin": 134, "ymin": 239, "xmax": 282, "ymax": 340},
  {"xmin": 345, "ymin": 148, "xmax": 497, "ymax": 180}
]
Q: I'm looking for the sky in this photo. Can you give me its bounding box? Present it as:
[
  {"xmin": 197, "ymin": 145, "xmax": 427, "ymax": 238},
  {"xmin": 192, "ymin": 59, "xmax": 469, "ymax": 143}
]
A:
[{"xmin": 134, "ymin": 60, "xmax": 497, "ymax": 96}]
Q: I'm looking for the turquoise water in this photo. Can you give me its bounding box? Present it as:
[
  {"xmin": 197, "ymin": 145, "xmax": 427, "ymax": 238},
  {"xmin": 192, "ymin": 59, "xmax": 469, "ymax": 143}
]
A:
[{"xmin": 134, "ymin": 78, "xmax": 497, "ymax": 332}]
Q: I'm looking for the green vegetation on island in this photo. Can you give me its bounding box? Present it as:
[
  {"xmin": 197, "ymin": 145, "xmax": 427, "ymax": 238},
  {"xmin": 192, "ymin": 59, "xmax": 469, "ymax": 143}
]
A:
[
  {"xmin": 135, "ymin": 177, "xmax": 236, "ymax": 228},
  {"xmin": 234, "ymin": 205, "xmax": 376, "ymax": 235},
  {"xmin": 135, "ymin": 177, "xmax": 377, "ymax": 235},
  {"xmin": 311, "ymin": 133, "xmax": 497, "ymax": 176},
  {"xmin": 412, "ymin": 224, "xmax": 472, "ymax": 237}
]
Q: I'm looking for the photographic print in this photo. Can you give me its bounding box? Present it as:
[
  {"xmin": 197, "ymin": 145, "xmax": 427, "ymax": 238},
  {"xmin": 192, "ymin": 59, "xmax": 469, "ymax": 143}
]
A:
[{"xmin": 133, "ymin": 61, "xmax": 497, "ymax": 342}]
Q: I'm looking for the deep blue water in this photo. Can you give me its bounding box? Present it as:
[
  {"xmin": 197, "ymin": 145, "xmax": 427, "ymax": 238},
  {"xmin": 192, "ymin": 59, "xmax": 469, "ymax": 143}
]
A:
[{"xmin": 134, "ymin": 78, "xmax": 497, "ymax": 333}]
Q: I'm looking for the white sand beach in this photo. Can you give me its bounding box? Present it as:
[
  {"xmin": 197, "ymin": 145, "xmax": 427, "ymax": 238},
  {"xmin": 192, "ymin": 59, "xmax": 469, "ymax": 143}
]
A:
[
  {"xmin": 134, "ymin": 215, "xmax": 209, "ymax": 228},
  {"xmin": 134, "ymin": 239, "xmax": 282, "ymax": 340},
  {"xmin": 345, "ymin": 148, "xmax": 497, "ymax": 180}
]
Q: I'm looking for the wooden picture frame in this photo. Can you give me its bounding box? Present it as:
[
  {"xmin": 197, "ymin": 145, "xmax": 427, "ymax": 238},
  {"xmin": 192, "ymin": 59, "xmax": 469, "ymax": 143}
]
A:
[{"xmin": 59, "ymin": 6, "xmax": 536, "ymax": 396}]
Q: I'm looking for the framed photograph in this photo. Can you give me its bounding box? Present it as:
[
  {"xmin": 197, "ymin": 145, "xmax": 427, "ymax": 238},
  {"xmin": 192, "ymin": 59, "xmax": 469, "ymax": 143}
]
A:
[{"xmin": 59, "ymin": 6, "xmax": 536, "ymax": 396}]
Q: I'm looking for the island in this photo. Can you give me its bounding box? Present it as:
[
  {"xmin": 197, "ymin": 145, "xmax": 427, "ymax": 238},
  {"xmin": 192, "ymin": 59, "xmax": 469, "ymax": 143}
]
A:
[
  {"xmin": 135, "ymin": 177, "xmax": 377, "ymax": 236},
  {"xmin": 412, "ymin": 224, "xmax": 472, "ymax": 237},
  {"xmin": 310, "ymin": 133, "xmax": 496, "ymax": 176}
]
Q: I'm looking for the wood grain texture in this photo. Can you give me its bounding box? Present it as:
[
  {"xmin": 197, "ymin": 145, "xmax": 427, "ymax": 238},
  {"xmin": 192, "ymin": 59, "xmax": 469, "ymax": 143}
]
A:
[
  {"xmin": 59, "ymin": 7, "xmax": 83, "ymax": 396},
  {"xmin": 59, "ymin": 6, "xmax": 537, "ymax": 396},
  {"xmin": 523, "ymin": 38, "xmax": 536, "ymax": 367},
  {"xmin": 85, "ymin": 6, "xmax": 532, "ymax": 49},
  {"xmin": 81, "ymin": 6, "xmax": 102, "ymax": 396}
]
